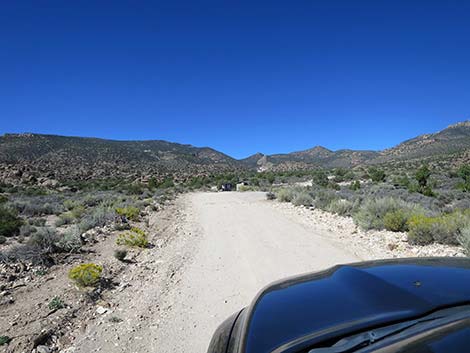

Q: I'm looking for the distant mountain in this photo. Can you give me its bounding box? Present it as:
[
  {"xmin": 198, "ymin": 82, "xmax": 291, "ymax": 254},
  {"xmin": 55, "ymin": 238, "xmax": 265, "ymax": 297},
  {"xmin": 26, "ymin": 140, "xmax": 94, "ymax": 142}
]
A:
[
  {"xmin": 1, "ymin": 121, "xmax": 470, "ymax": 184},
  {"xmin": 0, "ymin": 133, "xmax": 240, "ymax": 184},
  {"xmin": 375, "ymin": 121, "xmax": 470, "ymax": 164},
  {"xmin": 240, "ymin": 121, "xmax": 470, "ymax": 171},
  {"xmin": 241, "ymin": 146, "xmax": 379, "ymax": 171}
]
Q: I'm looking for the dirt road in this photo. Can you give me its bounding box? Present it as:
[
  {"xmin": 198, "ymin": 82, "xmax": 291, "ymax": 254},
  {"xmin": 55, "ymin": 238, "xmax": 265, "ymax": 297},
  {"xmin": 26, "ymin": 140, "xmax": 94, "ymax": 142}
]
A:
[{"xmin": 72, "ymin": 192, "xmax": 360, "ymax": 353}]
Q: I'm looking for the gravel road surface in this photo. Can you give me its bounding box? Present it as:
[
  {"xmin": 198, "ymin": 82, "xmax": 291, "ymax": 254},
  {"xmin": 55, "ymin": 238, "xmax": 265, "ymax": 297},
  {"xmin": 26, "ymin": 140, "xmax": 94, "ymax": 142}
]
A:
[{"xmin": 72, "ymin": 192, "xmax": 360, "ymax": 353}]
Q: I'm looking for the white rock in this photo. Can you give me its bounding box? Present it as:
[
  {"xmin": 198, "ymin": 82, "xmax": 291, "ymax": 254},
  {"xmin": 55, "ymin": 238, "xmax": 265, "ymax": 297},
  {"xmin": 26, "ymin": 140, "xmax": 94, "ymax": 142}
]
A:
[{"xmin": 96, "ymin": 306, "xmax": 108, "ymax": 315}]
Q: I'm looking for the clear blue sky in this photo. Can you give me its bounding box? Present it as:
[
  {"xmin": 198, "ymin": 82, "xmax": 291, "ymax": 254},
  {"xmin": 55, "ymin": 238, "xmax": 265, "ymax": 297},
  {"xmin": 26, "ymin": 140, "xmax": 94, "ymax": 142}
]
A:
[{"xmin": 1, "ymin": 1, "xmax": 469, "ymax": 159}]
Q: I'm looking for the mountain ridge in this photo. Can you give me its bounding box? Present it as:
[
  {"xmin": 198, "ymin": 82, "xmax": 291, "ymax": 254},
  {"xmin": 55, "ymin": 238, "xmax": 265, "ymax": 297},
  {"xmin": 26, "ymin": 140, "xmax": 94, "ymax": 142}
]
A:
[{"xmin": 1, "ymin": 120, "xmax": 470, "ymax": 183}]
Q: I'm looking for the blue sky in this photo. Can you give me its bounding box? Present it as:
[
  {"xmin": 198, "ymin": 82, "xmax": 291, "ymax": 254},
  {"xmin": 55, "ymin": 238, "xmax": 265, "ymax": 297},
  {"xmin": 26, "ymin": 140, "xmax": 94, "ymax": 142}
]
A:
[{"xmin": 1, "ymin": 1, "xmax": 469, "ymax": 159}]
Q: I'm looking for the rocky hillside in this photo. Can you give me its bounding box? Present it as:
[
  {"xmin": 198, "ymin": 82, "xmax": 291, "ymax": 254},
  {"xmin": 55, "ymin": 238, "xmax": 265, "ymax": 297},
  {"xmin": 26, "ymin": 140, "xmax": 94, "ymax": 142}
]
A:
[
  {"xmin": 242, "ymin": 121, "xmax": 470, "ymax": 171},
  {"xmin": 0, "ymin": 133, "xmax": 240, "ymax": 185},
  {"xmin": 2, "ymin": 121, "xmax": 470, "ymax": 183},
  {"xmin": 375, "ymin": 121, "xmax": 470, "ymax": 164},
  {"xmin": 247, "ymin": 147, "xmax": 379, "ymax": 171}
]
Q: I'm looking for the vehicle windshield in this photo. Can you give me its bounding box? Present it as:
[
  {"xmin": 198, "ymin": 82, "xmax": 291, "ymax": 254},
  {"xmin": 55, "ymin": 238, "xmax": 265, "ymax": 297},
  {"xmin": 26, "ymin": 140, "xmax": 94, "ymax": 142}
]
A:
[{"xmin": 308, "ymin": 306, "xmax": 470, "ymax": 353}]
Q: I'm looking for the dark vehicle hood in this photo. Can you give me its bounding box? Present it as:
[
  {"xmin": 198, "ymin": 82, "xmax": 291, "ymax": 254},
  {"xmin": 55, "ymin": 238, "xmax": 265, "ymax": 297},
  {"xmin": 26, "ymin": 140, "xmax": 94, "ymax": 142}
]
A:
[{"xmin": 240, "ymin": 257, "xmax": 470, "ymax": 353}]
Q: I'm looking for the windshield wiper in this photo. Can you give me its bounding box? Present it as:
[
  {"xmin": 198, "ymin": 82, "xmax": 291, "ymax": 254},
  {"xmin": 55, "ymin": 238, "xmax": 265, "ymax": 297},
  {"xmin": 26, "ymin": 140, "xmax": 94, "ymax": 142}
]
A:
[{"xmin": 308, "ymin": 306, "xmax": 470, "ymax": 353}]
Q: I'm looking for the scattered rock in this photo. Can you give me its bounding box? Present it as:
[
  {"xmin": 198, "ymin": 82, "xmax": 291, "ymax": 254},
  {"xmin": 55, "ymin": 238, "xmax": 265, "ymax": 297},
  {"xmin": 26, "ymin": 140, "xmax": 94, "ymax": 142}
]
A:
[
  {"xmin": 36, "ymin": 345, "xmax": 51, "ymax": 353},
  {"xmin": 96, "ymin": 306, "xmax": 108, "ymax": 315}
]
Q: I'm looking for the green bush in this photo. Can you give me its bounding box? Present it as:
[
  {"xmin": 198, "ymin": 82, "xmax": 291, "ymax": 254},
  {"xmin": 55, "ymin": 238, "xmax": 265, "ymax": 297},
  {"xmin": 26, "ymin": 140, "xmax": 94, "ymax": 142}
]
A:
[
  {"xmin": 458, "ymin": 164, "xmax": 470, "ymax": 192},
  {"xmin": 276, "ymin": 188, "xmax": 295, "ymax": 202},
  {"xmin": 368, "ymin": 167, "xmax": 386, "ymax": 182},
  {"xmin": 312, "ymin": 170, "xmax": 329, "ymax": 187},
  {"xmin": 292, "ymin": 193, "xmax": 313, "ymax": 207},
  {"xmin": 56, "ymin": 226, "xmax": 82, "ymax": 253},
  {"xmin": 19, "ymin": 224, "xmax": 36, "ymax": 237},
  {"xmin": 349, "ymin": 180, "xmax": 361, "ymax": 191},
  {"xmin": 415, "ymin": 165, "xmax": 431, "ymax": 188},
  {"xmin": 312, "ymin": 189, "xmax": 339, "ymax": 210},
  {"xmin": 383, "ymin": 210, "xmax": 409, "ymax": 232},
  {"xmin": 48, "ymin": 296, "xmax": 65, "ymax": 310},
  {"xmin": 327, "ymin": 199, "xmax": 355, "ymax": 216},
  {"xmin": 353, "ymin": 197, "xmax": 423, "ymax": 231},
  {"xmin": 0, "ymin": 336, "xmax": 11, "ymax": 346},
  {"xmin": 156, "ymin": 178, "xmax": 175, "ymax": 189},
  {"xmin": 407, "ymin": 214, "xmax": 438, "ymax": 245},
  {"xmin": 109, "ymin": 316, "xmax": 123, "ymax": 323},
  {"xmin": 115, "ymin": 206, "xmax": 140, "ymax": 221},
  {"xmin": 79, "ymin": 206, "xmax": 116, "ymax": 232},
  {"xmin": 114, "ymin": 249, "xmax": 128, "ymax": 261},
  {"xmin": 68, "ymin": 263, "xmax": 103, "ymax": 287},
  {"xmin": 0, "ymin": 206, "xmax": 22, "ymax": 237},
  {"xmin": 70, "ymin": 205, "xmax": 86, "ymax": 218},
  {"xmin": 407, "ymin": 211, "xmax": 470, "ymax": 245},
  {"xmin": 28, "ymin": 227, "xmax": 60, "ymax": 253},
  {"xmin": 457, "ymin": 225, "xmax": 470, "ymax": 255},
  {"xmin": 116, "ymin": 227, "xmax": 148, "ymax": 248},
  {"xmin": 64, "ymin": 199, "xmax": 80, "ymax": 211},
  {"xmin": 0, "ymin": 236, "xmax": 6, "ymax": 244},
  {"xmin": 55, "ymin": 211, "xmax": 75, "ymax": 227}
]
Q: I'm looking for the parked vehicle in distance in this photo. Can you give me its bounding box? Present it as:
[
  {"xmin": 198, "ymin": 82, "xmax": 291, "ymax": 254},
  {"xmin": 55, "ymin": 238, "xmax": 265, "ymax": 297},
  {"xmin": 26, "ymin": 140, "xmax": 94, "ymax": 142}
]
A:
[
  {"xmin": 208, "ymin": 257, "xmax": 470, "ymax": 353},
  {"xmin": 221, "ymin": 183, "xmax": 233, "ymax": 191}
]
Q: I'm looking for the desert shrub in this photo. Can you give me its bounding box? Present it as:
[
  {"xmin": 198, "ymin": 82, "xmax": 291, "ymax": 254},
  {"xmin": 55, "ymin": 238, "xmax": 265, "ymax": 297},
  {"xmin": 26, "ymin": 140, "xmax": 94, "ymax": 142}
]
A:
[
  {"xmin": 116, "ymin": 227, "xmax": 148, "ymax": 248},
  {"xmin": 392, "ymin": 175, "xmax": 410, "ymax": 188},
  {"xmin": 109, "ymin": 316, "xmax": 123, "ymax": 323},
  {"xmin": 383, "ymin": 209, "xmax": 409, "ymax": 232},
  {"xmin": 1, "ymin": 244, "xmax": 50, "ymax": 265},
  {"xmin": 114, "ymin": 249, "xmax": 128, "ymax": 261},
  {"xmin": 79, "ymin": 205, "xmax": 116, "ymax": 232},
  {"xmin": 0, "ymin": 206, "xmax": 22, "ymax": 237},
  {"xmin": 56, "ymin": 226, "xmax": 82, "ymax": 253},
  {"xmin": 156, "ymin": 178, "xmax": 175, "ymax": 189},
  {"xmin": 327, "ymin": 199, "xmax": 355, "ymax": 216},
  {"xmin": 29, "ymin": 218, "xmax": 46, "ymax": 226},
  {"xmin": 368, "ymin": 167, "xmax": 386, "ymax": 182},
  {"xmin": 48, "ymin": 296, "xmax": 65, "ymax": 310},
  {"xmin": 328, "ymin": 181, "xmax": 341, "ymax": 190},
  {"xmin": 407, "ymin": 211, "xmax": 470, "ymax": 245},
  {"xmin": 19, "ymin": 224, "xmax": 36, "ymax": 237},
  {"xmin": 28, "ymin": 227, "xmax": 60, "ymax": 253},
  {"xmin": 63, "ymin": 199, "xmax": 79, "ymax": 211},
  {"xmin": 292, "ymin": 193, "xmax": 313, "ymax": 207},
  {"xmin": 55, "ymin": 212, "xmax": 75, "ymax": 227},
  {"xmin": 68, "ymin": 263, "xmax": 103, "ymax": 287},
  {"xmin": 458, "ymin": 164, "xmax": 470, "ymax": 192},
  {"xmin": 114, "ymin": 222, "xmax": 131, "ymax": 231},
  {"xmin": 276, "ymin": 188, "xmax": 295, "ymax": 202},
  {"xmin": 353, "ymin": 197, "xmax": 424, "ymax": 231},
  {"xmin": 238, "ymin": 185, "xmax": 252, "ymax": 192},
  {"xmin": 70, "ymin": 205, "xmax": 86, "ymax": 218},
  {"xmin": 416, "ymin": 165, "xmax": 431, "ymax": 188},
  {"xmin": 407, "ymin": 214, "xmax": 438, "ymax": 245},
  {"xmin": 457, "ymin": 225, "xmax": 470, "ymax": 255},
  {"xmin": 266, "ymin": 192, "xmax": 276, "ymax": 200},
  {"xmin": 115, "ymin": 206, "xmax": 140, "ymax": 221},
  {"xmin": 0, "ymin": 236, "xmax": 6, "ymax": 244},
  {"xmin": 311, "ymin": 189, "xmax": 338, "ymax": 210},
  {"xmin": 312, "ymin": 170, "xmax": 329, "ymax": 187},
  {"xmin": 0, "ymin": 195, "xmax": 8, "ymax": 204},
  {"xmin": 349, "ymin": 180, "xmax": 361, "ymax": 191},
  {"xmin": 0, "ymin": 336, "xmax": 11, "ymax": 346},
  {"xmin": 12, "ymin": 195, "xmax": 64, "ymax": 216}
]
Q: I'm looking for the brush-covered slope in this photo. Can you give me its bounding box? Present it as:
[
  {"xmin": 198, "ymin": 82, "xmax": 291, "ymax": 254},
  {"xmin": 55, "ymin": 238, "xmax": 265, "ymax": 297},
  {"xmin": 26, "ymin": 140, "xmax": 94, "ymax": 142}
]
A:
[{"xmin": 0, "ymin": 133, "xmax": 240, "ymax": 182}]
